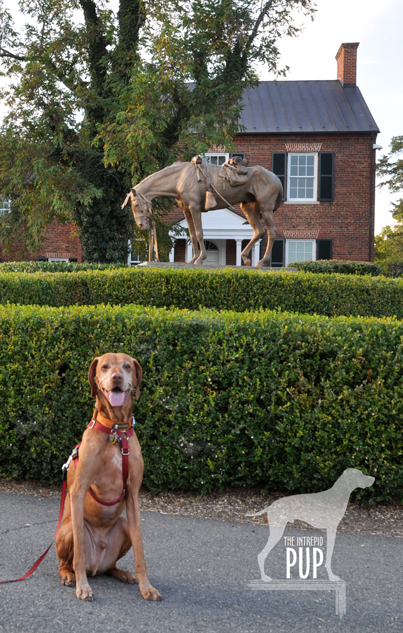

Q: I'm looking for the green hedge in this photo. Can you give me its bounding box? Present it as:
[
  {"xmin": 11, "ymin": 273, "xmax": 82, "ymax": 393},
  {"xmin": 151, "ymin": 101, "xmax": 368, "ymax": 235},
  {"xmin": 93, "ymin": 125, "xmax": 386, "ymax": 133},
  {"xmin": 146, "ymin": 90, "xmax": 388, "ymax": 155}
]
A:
[
  {"xmin": 0, "ymin": 303, "xmax": 402, "ymax": 501},
  {"xmin": 382, "ymin": 262, "xmax": 403, "ymax": 278},
  {"xmin": 293, "ymin": 259, "xmax": 383, "ymax": 276},
  {"xmin": 0, "ymin": 261, "xmax": 125, "ymax": 273},
  {"xmin": 1, "ymin": 267, "xmax": 403, "ymax": 319}
]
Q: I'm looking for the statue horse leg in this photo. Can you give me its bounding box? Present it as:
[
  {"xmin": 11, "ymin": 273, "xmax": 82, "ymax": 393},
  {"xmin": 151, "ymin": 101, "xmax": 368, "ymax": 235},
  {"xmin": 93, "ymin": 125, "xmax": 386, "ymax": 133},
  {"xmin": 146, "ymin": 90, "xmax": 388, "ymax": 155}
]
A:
[
  {"xmin": 240, "ymin": 202, "xmax": 265, "ymax": 266},
  {"xmin": 188, "ymin": 204, "xmax": 207, "ymax": 266},
  {"xmin": 183, "ymin": 207, "xmax": 200, "ymax": 264},
  {"xmin": 257, "ymin": 209, "xmax": 277, "ymax": 267}
]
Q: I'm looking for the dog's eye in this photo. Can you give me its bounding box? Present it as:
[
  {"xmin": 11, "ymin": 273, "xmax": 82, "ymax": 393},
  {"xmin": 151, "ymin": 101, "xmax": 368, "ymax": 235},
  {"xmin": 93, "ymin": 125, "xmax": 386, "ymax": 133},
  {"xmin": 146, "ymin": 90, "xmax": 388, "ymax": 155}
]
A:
[
  {"xmin": 101, "ymin": 364, "xmax": 109, "ymax": 370},
  {"xmin": 123, "ymin": 363, "xmax": 131, "ymax": 370}
]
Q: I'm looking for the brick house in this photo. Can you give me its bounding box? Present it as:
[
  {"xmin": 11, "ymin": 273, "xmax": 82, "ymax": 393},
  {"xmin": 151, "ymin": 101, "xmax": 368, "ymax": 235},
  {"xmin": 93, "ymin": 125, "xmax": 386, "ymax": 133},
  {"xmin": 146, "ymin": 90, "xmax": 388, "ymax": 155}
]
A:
[
  {"xmin": 170, "ymin": 42, "xmax": 380, "ymax": 267},
  {"xmin": 1, "ymin": 42, "xmax": 379, "ymax": 266}
]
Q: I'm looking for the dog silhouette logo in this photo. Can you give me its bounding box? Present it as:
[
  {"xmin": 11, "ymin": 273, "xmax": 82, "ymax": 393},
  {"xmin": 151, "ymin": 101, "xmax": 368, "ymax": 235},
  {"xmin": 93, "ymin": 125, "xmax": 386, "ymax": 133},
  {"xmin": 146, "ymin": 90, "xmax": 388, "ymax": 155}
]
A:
[{"xmin": 247, "ymin": 468, "xmax": 375, "ymax": 618}]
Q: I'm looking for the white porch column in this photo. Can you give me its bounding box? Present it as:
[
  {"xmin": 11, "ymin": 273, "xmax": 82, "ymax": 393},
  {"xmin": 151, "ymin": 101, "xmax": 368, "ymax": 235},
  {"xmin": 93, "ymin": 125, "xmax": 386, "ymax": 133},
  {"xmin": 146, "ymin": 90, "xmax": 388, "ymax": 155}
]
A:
[
  {"xmin": 236, "ymin": 240, "xmax": 242, "ymax": 267},
  {"xmin": 252, "ymin": 240, "xmax": 261, "ymax": 266},
  {"xmin": 127, "ymin": 240, "xmax": 132, "ymax": 265},
  {"xmin": 169, "ymin": 246, "xmax": 175, "ymax": 262},
  {"xmin": 187, "ymin": 242, "xmax": 193, "ymax": 263}
]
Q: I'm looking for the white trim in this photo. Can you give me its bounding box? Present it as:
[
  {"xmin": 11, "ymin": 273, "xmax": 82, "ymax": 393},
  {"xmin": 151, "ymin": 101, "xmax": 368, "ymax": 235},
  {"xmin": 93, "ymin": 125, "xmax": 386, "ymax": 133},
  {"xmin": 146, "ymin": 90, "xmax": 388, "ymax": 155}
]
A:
[
  {"xmin": 285, "ymin": 239, "xmax": 316, "ymax": 266},
  {"xmin": 236, "ymin": 240, "xmax": 242, "ymax": 267},
  {"xmin": 48, "ymin": 257, "xmax": 69, "ymax": 262},
  {"xmin": 203, "ymin": 152, "xmax": 229, "ymax": 166},
  {"xmin": 287, "ymin": 153, "xmax": 318, "ymax": 202}
]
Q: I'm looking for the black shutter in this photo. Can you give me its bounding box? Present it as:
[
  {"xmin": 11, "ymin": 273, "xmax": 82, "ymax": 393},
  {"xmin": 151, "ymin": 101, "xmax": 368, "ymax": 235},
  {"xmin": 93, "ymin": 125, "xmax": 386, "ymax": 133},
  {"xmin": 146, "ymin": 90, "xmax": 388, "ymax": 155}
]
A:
[
  {"xmin": 317, "ymin": 239, "xmax": 332, "ymax": 260},
  {"xmin": 270, "ymin": 239, "xmax": 284, "ymax": 267},
  {"xmin": 272, "ymin": 153, "xmax": 287, "ymax": 200},
  {"xmin": 319, "ymin": 153, "xmax": 334, "ymax": 201},
  {"xmin": 36, "ymin": 257, "xmax": 48, "ymax": 262}
]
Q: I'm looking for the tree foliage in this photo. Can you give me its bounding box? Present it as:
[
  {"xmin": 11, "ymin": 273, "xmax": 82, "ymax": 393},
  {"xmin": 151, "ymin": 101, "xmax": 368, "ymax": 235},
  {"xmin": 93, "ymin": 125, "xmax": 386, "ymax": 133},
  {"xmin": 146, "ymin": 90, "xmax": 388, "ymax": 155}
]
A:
[
  {"xmin": 375, "ymin": 135, "xmax": 403, "ymax": 266},
  {"xmin": 0, "ymin": 0, "xmax": 315, "ymax": 261}
]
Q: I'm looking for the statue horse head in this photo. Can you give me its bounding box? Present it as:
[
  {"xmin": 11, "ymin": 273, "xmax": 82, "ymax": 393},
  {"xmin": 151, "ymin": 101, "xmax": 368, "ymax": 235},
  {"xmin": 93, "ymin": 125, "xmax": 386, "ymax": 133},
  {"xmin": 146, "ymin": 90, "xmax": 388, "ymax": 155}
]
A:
[{"xmin": 122, "ymin": 188, "xmax": 154, "ymax": 232}]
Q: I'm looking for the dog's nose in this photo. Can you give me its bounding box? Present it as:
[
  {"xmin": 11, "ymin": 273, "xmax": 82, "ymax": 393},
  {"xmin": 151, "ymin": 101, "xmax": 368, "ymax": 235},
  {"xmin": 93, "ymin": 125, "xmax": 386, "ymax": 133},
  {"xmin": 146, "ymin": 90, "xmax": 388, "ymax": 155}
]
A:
[{"xmin": 112, "ymin": 372, "xmax": 123, "ymax": 384}]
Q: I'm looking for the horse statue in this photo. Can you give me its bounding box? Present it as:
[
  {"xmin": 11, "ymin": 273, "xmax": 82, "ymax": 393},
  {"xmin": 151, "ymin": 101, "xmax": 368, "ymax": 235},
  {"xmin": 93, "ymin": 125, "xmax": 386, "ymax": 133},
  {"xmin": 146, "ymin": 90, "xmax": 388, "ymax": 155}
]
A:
[{"xmin": 122, "ymin": 156, "xmax": 283, "ymax": 267}]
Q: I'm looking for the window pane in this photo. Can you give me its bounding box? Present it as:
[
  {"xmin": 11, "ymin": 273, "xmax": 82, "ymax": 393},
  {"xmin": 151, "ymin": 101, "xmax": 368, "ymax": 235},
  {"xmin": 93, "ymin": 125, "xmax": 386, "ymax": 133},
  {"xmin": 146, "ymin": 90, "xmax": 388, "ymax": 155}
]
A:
[
  {"xmin": 288, "ymin": 154, "xmax": 316, "ymax": 200},
  {"xmin": 287, "ymin": 241, "xmax": 314, "ymax": 265}
]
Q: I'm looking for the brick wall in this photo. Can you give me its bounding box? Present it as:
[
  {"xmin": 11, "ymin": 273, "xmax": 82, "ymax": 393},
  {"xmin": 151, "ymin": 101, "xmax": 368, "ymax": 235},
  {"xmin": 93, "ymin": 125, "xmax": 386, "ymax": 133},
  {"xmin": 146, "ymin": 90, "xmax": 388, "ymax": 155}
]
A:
[
  {"xmin": 0, "ymin": 220, "xmax": 82, "ymax": 262},
  {"xmin": 40, "ymin": 220, "xmax": 82, "ymax": 262},
  {"xmin": 232, "ymin": 132, "xmax": 377, "ymax": 262}
]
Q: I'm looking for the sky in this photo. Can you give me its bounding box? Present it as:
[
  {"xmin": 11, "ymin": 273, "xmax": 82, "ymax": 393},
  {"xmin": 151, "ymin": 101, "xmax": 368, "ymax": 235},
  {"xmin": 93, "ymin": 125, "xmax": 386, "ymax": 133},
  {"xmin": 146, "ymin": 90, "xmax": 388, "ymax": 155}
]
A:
[
  {"xmin": 1, "ymin": 0, "xmax": 401, "ymax": 234},
  {"xmin": 258, "ymin": 0, "xmax": 403, "ymax": 233}
]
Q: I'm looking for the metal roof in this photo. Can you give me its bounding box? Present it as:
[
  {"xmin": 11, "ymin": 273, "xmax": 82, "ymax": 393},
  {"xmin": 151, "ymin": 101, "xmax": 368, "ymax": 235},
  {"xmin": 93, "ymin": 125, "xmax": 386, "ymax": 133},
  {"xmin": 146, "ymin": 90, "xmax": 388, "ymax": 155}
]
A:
[{"xmin": 238, "ymin": 80, "xmax": 379, "ymax": 134}]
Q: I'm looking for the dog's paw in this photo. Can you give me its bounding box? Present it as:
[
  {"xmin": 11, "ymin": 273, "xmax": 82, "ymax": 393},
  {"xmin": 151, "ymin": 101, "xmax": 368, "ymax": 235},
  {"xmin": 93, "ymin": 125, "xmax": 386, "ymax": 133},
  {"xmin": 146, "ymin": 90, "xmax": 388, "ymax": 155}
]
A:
[
  {"xmin": 115, "ymin": 570, "xmax": 138, "ymax": 584},
  {"xmin": 76, "ymin": 585, "xmax": 94, "ymax": 601},
  {"xmin": 61, "ymin": 571, "xmax": 76, "ymax": 586},
  {"xmin": 141, "ymin": 586, "xmax": 162, "ymax": 601}
]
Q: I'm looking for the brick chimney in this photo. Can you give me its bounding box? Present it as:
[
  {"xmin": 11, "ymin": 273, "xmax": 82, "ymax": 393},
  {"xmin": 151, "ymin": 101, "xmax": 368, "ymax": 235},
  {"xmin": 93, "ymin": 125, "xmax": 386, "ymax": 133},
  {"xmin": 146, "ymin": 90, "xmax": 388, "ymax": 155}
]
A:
[{"xmin": 335, "ymin": 43, "xmax": 359, "ymax": 85}]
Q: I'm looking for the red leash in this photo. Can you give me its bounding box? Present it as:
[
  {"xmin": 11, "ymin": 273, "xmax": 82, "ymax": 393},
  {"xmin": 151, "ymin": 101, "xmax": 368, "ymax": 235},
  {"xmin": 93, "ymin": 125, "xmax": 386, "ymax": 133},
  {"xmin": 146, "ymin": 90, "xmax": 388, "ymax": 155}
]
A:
[{"xmin": 0, "ymin": 480, "xmax": 67, "ymax": 585}]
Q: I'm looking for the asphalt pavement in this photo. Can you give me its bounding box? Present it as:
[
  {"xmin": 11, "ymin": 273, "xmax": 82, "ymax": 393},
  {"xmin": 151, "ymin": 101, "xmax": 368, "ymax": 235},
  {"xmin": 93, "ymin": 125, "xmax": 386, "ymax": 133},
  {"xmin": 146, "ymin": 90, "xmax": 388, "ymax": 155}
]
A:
[{"xmin": 0, "ymin": 491, "xmax": 402, "ymax": 633}]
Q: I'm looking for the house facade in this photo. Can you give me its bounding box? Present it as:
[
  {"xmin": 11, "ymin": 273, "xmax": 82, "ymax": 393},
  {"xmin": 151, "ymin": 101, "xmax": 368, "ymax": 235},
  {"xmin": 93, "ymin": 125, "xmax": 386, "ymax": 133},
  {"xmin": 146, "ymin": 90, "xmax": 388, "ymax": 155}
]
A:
[
  {"xmin": 0, "ymin": 43, "xmax": 379, "ymax": 266},
  {"xmin": 170, "ymin": 43, "xmax": 380, "ymax": 267}
]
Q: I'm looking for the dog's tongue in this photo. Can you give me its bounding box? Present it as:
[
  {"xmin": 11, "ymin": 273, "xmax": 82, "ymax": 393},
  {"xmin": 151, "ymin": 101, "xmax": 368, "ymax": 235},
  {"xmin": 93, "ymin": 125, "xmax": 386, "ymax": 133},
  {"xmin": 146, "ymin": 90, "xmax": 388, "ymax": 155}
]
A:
[{"xmin": 109, "ymin": 390, "xmax": 126, "ymax": 407}]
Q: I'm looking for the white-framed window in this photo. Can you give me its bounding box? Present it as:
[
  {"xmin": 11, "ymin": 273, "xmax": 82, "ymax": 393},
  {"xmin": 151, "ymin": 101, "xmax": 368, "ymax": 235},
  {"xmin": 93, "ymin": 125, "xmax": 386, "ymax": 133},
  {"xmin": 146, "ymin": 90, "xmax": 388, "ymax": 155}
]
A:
[
  {"xmin": 286, "ymin": 240, "xmax": 316, "ymax": 265},
  {"xmin": 204, "ymin": 152, "xmax": 229, "ymax": 166},
  {"xmin": 0, "ymin": 197, "xmax": 11, "ymax": 215},
  {"xmin": 287, "ymin": 153, "xmax": 318, "ymax": 202},
  {"xmin": 48, "ymin": 257, "xmax": 69, "ymax": 262},
  {"xmin": 128, "ymin": 238, "xmax": 147, "ymax": 265}
]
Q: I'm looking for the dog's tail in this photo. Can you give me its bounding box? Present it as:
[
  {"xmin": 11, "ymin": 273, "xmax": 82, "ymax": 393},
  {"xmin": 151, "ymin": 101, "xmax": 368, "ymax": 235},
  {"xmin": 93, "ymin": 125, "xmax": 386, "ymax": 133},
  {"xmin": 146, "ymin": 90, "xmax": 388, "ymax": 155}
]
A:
[{"xmin": 245, "ymin": 508, "xmax": 269, "ymax": 518}]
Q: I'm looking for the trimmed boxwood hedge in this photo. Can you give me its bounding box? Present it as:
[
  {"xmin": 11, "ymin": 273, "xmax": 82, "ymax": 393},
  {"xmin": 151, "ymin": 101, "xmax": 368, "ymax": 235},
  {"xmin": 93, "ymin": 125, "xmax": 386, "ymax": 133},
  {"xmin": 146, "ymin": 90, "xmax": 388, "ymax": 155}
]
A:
[
  {"xmin": 0, "ymin": 261, "xmax": 125, "ymax": 273},
  {"xmin": 1, "ymin": 267, "xmax": 403, "ymax": 319},
  {"xmin": 293, "ymin": 259, "xmax": 383, "ymax": 276},
  {"xmin": 0, "ymin": 303, "xmax": 402, "ymax": 501}
]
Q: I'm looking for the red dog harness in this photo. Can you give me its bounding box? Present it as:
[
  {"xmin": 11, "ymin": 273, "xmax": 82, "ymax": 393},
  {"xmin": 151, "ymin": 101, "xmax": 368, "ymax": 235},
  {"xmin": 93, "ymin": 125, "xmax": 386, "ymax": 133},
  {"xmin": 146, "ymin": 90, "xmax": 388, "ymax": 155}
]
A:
[{"xmin": 69, "ymin": 409, "xmax": 135, "ymax": 507}]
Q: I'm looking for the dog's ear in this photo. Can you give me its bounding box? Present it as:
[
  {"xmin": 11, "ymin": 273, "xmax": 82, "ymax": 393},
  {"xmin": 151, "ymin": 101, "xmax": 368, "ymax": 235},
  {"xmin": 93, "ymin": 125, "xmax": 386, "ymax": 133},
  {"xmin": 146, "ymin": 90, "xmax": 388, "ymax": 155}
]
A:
[
  {"xmin": 132, "ymin": 358, "xmax": 142, "ymax": 400},
  {"xmin": 88, "ymin": 358, "xmax": 99, "ymax": 398}
]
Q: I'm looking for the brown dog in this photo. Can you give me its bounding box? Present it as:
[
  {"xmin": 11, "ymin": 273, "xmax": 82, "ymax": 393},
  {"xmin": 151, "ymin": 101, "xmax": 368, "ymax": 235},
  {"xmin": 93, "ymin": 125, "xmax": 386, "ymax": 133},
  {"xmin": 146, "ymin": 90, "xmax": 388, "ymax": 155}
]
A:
[{"xmin": 55, "ymin": 353, "xmax": 161, "ymax": 602}]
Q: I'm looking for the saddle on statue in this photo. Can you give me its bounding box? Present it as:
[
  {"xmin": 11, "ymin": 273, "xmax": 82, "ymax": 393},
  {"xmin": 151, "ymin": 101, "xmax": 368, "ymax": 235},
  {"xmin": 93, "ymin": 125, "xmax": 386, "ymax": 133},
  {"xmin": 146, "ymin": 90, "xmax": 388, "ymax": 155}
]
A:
[{"xmin": 191, "ymin": 154, "xmax": 251, "ymax": 211}]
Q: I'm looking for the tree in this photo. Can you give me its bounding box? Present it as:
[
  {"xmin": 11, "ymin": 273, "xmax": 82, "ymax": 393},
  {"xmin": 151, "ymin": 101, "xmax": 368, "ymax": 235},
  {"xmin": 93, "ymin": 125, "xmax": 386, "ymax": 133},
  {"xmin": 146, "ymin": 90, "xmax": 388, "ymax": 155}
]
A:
[
  {"xmin": 375, "ymin": 136, "xmax": 403, "ymax": 265},
  {"xmin": 0, "ymin": 0, "xmax": 315, "ymax": 262}
]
